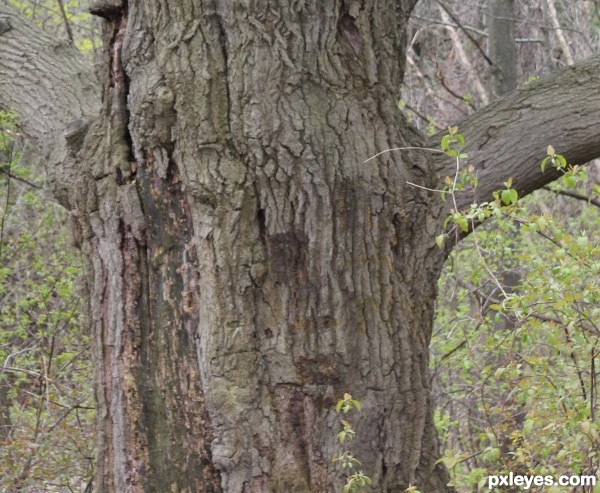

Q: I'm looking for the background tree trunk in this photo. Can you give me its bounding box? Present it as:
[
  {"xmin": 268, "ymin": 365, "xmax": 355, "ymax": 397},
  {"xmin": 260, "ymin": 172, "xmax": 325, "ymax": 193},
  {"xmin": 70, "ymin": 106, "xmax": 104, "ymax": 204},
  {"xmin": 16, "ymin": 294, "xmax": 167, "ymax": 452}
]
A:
[{"xmin": 488, "ymin": 0, "xmax": 517, "ymax": 98}]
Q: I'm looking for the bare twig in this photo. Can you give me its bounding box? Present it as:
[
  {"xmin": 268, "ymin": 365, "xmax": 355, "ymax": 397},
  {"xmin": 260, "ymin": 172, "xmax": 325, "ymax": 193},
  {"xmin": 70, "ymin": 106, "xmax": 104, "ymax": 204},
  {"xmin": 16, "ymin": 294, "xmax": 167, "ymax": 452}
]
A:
[
  {"xmin": 55, "ymin": 0, "xmax": 74, "ymax": 43},
  {"xmin": 437, "ymin": 2, "xmax": 489, "ymax": 105},
  {"xmin": 364, "ymin": 146, "xmax": 445, "ymax": 163},
  {"xmin": 0, "ymin": 166, "xmax": 42, "ymax": 189},
  {"xmin": 436, "ymin": 0, "xmax": 493, "ymax": 66},
  {"xmin": 542, "ymin": 186, "xmax": 600, "ymax": 209},
  {"xmin": 437, "ymin": 70, "xmax": 477, "ymax": 112}
]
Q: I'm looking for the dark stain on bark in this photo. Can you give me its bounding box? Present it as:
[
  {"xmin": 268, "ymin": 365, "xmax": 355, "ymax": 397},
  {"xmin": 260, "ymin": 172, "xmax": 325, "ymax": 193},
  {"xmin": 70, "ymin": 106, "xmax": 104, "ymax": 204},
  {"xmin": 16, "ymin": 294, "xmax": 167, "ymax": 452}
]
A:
[
  {"xmin": 392, "ymin": 211, "xmax": 411, "ymax": 247},
  {"xmin": 267, "ymin": 231, "xmax": 308, "ymax": 286},
  {"xmin": 286, "ymin": 388, "xmax": 312, "ymax": 488},
  {"xmin": 297, "ymin": 354, "xmax": 341, "ymax": 385},
  {"xmin": 123, "ymin": 144, "xmax": 222, "ymax": 490},
  {"xmin": 338, "ymin": 0, "xmax": 363, "ymax": 62},
  {"xmin": 256, "ymin": 208, "xmax": 266, "ymax": 245}
]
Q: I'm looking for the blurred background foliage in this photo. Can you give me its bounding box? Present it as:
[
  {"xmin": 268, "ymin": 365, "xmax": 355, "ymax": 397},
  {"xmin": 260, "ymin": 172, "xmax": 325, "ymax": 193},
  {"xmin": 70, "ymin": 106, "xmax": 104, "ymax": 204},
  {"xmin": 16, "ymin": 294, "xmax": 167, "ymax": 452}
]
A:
[
  {"xmin": 404, "ymin": 1, "xmax": 600, "ymax": 491},
  {"xmin": 1, "ymin": 4, "xmax": 99, "ymax": 491},
  {"xmin": 6, "ymin": 0, "xmax": 99, "ymax": 54},
  {"xmin": 0, "ymin": 110, "xmax": 94, "ymax": 490}
]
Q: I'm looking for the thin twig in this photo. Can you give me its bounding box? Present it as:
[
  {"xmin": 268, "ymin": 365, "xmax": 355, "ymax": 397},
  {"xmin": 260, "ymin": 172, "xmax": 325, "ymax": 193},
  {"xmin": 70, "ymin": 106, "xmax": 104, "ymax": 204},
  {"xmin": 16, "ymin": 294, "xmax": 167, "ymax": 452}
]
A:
[
  {"xmin": 437, "ymin": 71, "xmax": 477, "ymax": 112},
  {"xmin": 55, "ymin": 0, "xmax": 74, "ymax": 43},
  {"xmin": 410, "ymin": 14, "xmax": 487, "ymax": 37},
  {"xmin": 364, "ymin": 146, "xmax": 445, "ymax": 163},
  {"xmin": 403, "ymin": 102, "xmax": 446, "ymax": 130},
  {"xmin": 406, "ymin": 181, "xmax": 446, "ymax": 193},
  {"xmin": 543, "ymin": 186, "xmax": 600, "ymax": 209},
  {"xmin": 0, "ymin": 167, "xmax": 42, "ymax": 189},
  {"xmin": 436, "ymin": 0, "xmax": 494, "ymax": 66}
]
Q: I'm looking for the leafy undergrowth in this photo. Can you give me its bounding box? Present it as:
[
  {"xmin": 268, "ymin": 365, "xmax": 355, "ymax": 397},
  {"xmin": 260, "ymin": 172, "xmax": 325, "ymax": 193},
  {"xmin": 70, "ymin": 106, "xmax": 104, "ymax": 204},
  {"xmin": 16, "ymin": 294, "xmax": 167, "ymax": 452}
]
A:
[
  {"xmin": 0, "ymin": 112, "xmax": 94, "ymax": 492},
  {"xmin": 432, "ymin": 145, "xmax": 599, "ymax": 492}
]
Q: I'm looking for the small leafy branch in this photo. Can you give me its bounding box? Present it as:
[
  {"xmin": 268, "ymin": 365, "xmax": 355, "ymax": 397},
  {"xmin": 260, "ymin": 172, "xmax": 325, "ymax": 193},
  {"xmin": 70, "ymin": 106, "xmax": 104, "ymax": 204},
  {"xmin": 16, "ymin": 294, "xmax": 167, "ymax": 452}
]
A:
[
  {"xmin": 435, "ymin": 126, "xmax": 524, "ymax": 249},
  {"xmin": 541, "ymin": 144, "xmax": 589, "ymax": 190},
  {"xmin": 333, "ymin": 393, "xmax": 372, "ymax": 493},
  {"xmin": 435, "ymin": 131, "xmax": 600, "ymax": 311}
]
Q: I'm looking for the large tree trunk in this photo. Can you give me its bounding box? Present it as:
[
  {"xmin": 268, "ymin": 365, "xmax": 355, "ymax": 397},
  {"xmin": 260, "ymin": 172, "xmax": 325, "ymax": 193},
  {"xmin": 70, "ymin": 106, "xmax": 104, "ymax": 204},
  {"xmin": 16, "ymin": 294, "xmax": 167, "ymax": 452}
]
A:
[
  {"xmin": 78, "ymin": 1, "xmax": 451, "ymax": 491},
  {"xmin": 2, "ymin": 1, "xmax": 600, "ymax": 492}
]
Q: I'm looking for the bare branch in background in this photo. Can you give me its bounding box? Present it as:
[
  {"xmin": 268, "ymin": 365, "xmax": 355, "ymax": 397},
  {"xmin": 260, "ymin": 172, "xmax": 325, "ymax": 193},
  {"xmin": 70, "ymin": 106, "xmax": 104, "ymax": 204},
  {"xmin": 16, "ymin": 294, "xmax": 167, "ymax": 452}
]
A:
[{"xmin": 55, "ymin": 0, "xmax": 74, "ymax": 43}]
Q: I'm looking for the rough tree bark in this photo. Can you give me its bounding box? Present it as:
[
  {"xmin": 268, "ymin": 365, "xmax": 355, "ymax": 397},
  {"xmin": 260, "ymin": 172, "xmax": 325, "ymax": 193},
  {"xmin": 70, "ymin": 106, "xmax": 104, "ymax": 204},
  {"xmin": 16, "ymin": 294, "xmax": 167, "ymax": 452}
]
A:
[{"xmin": 1, "ymin": 1, "xmax": 600, "ymax": 492}]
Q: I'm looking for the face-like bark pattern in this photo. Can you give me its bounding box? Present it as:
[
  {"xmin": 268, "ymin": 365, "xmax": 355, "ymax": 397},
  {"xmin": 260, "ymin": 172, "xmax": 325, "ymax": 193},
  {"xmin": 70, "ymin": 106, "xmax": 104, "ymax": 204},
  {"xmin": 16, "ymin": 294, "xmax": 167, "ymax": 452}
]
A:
[
  {"xmin": 4, "ymin": 0, "xmax": 600, "ymax": 491},
  {"xmin": 70, "ymin": 0, "xmax": 448, "ymax": 491},
  {"xmin": 105, "ymin": 2, "xmax": 450, "ymax": 492}
]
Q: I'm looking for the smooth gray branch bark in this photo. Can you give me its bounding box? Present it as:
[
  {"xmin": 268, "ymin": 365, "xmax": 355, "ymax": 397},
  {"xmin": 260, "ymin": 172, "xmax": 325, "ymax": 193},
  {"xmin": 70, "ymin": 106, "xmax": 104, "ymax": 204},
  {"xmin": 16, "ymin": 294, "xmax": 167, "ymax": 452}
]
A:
[{"xmin": 0, "ymin": 3, "xmax": 100, "ymax": 159}]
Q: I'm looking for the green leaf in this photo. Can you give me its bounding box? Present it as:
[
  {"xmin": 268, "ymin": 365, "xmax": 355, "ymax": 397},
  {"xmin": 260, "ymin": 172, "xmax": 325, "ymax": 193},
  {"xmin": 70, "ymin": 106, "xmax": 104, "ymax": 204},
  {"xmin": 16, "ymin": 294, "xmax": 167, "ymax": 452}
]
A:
[
  {"xmin": 484, "ymin": 447, "xmax": 501, "ymax": 463},
  {"xmin": 564, "ymin": 174, "xmax": 577, "ymax": 188},
  {"xmin": 456, "ymin": 216, "xmax": 469, "ymax": 232},
  {"xmin": 435, "ymin": 234, "xmax": 445, "ymax": 249},
  {"xmin": 441, "ymin": 135, "xmax": 452, "ymax": 151},
  {"xmin": 541, "ymin": 156, "xmax": 550, "ymax": 172}
]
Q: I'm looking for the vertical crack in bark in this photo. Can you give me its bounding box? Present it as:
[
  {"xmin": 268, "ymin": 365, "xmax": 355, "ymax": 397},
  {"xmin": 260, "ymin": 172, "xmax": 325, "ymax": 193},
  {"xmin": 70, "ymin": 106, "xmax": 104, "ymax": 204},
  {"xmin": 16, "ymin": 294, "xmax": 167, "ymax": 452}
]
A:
[
  {"xmin": 256, "ymin": 207, "xmax": 267, "ymax": 246},
  {"xmin": 338, "ymin": 11, "xmax": 362, "ymax": 59},
  {"xmin": 214, "ymin": 12, "xmax": 232, "ymax": 137},
  {"xmin": 107, "ymin": 0, "xmax": 135, "ymax": 170}
]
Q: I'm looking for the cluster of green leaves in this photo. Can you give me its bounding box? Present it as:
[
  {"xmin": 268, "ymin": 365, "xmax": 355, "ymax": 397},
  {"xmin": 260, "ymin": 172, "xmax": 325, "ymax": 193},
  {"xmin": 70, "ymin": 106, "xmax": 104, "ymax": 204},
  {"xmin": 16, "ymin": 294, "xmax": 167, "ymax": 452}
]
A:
[
  {"xmin": 333, "ymin": 394, "xmax": 373, "ymax": 493},
  {"xmin": 431, "ymin": 137, "xmax": 599, "ymax": 491},
  {"xmin": 435, "ymin": 128, "xmax": 526, "ymax": 246},
  {"xmin": 0, "ymin": 113, "xmax": 94, "ymax": 491}
]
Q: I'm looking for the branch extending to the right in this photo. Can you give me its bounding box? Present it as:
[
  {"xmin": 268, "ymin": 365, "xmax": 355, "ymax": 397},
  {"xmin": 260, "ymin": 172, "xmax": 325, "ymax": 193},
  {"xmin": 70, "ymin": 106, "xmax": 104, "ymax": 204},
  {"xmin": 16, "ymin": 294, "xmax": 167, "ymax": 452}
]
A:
[{"xmin": 431, "ymin": 53, "xmax": 600, "ymax": 212}]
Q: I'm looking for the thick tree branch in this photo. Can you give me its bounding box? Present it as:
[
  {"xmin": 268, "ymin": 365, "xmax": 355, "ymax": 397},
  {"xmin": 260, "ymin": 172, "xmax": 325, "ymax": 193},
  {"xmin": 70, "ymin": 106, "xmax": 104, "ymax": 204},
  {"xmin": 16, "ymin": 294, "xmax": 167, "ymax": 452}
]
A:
[
  {"xmin": 432, "ymin": 54, "xmax": 600, "ymax": 212},
  {"xmin": 0, "ymin": 3, "xmax": 100, "ymax": 159}
]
